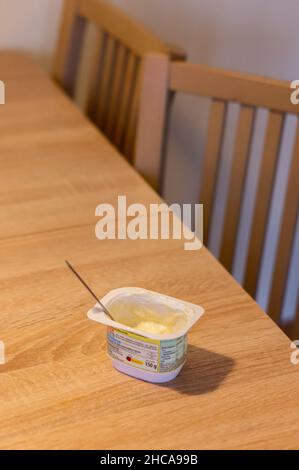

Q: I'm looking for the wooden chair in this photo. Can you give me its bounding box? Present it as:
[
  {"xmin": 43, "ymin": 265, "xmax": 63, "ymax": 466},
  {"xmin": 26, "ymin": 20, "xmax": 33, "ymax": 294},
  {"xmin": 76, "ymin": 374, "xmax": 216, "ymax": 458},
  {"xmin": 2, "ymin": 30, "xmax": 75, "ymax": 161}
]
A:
[
  {"xmin": 52, "ymin": 0, "xmax": 184, "ymax": 165},
  {"xmin": 136, "ymin": 54, "xmax": 299, "ymax": 338}
]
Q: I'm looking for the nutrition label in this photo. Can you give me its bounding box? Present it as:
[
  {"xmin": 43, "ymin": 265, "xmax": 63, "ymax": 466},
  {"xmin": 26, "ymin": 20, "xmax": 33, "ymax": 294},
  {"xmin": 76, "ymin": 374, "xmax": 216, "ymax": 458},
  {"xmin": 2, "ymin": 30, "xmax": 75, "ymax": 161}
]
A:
[
  {"xmin": 160, "ymin": 336, "xmax": 187, "ymax": 372},
  {"xmin": 107, "ymin": 328, "xmax": 187, "ymax": 373}
]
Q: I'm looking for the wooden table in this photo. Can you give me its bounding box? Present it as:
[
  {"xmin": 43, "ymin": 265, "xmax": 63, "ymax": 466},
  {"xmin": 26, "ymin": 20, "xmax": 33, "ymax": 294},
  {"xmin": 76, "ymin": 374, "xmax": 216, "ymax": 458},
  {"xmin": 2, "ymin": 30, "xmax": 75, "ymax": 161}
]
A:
[{"xmin": 0, "ymin": 51, "xmax": 299, "ymax": 450}]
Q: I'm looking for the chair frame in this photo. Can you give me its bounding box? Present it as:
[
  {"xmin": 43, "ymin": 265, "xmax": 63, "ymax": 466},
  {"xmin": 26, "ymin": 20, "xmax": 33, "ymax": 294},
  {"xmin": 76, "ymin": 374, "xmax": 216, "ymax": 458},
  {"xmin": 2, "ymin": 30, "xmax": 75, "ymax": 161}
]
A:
[
  {"xmin": 53, "ymin": 0, "xmax": 184, "ymax": 163},
  {"xmin": 135, "ymin": 53, "xmax": 299, "ymax": 337}
]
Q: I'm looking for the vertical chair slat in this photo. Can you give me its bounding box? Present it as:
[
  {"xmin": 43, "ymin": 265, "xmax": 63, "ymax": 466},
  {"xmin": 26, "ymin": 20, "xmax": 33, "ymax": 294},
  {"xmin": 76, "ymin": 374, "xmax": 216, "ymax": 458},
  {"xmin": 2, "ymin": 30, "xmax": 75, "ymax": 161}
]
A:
[
  {"xmin": 244, "ymin": 111, "xmax": 285, "ymax": 297},
  {"xmin": 219, "ymin": 105, "xmax": 255, "ymax": 271},
  {"xmin": 53, "ymin": 0, "xmax": 81, "ymax": 85},
  {"xmin": 73, "ymin": 25, "xmax": 104, "ymax": 113},
  {"xmin": 114, "ymin": 52, "xmax": 136, "ymax": 148},
  {"xmin": 123, "ymin": 59, "xmax": 142, "ymax": 162},
  {"xmin": 268, "ymin": 120, "xmax": 299, "ymax": 324},
  {"xmin": 64, "ymin": 16, "xmax": 87, "ymax": 97},
  {"xmin": 86, "ymin": 28, "xmax": 106, "ymax": 117},
  {"xmin": 54, "ymin": 0, "xmax": 86, "ymax": 96},
  {"xmin": 135, "ymin": 54, "xmax": 170, "ymax": 190},
  {"xmin": 200, "ymin": 99, "xmax": 227, "ymax": 244},
  {"xmin": 95, "ymin": 34, "xmax": 116, "ymax": 129},
  {"xmin": 106, "ymin": 42, "xmax": 127, "ymax": 138}
]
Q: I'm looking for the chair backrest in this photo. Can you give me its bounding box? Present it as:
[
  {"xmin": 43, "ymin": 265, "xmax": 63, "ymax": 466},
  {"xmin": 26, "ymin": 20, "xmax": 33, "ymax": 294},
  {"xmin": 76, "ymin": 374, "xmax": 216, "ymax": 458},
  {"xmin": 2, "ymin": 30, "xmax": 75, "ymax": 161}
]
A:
[
  {"xmin": 135, "ymin": 54, "xmax": 299, "ymax": 338},
  {"xmin": 53, "ymin": 0, "xmax": 184, "ymax": 164}
]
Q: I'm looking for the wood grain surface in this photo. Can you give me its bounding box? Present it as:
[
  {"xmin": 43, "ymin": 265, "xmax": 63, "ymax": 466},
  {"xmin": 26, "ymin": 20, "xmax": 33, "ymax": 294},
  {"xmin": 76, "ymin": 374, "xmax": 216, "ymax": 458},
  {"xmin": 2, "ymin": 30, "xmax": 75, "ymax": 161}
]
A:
[{"xmin": 0, "ymin": 52, "xmax": 299, "ymax": 450}]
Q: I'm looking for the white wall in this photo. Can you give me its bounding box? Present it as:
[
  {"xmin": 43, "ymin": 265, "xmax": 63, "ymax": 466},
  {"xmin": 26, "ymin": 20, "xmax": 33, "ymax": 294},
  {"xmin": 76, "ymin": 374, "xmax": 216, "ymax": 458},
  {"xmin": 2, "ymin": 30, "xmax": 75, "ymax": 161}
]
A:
[
  {"xmin": 0, "ymin": 0, "xmax": 298, "ymax": 320},
  {"xmin": 0, "ymin": 0, "xmax": 63, "ymax": 68},
  {"xmin": 115, "ymin": 0, "xmax": 299, "ymax": 80}
]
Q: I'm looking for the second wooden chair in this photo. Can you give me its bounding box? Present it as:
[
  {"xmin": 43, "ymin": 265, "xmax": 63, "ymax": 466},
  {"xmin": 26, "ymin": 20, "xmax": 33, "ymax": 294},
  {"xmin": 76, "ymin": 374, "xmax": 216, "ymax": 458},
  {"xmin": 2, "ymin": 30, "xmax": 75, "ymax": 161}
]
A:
[
  {"xmin": 135, "ymin": 53, "xmax": 299, "ymax": 338},
  {"xmin": 53, "ymin": 0, "xmax": 184, "ymax": 165}
]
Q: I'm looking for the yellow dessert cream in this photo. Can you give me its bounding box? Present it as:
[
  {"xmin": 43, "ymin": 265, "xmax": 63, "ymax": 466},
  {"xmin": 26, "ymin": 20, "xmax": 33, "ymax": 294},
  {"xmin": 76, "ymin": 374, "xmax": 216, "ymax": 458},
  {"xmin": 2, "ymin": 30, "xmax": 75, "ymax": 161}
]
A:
[
  {"xmin": 109, "ymin": 302, "xmax": 188, "ymax": 336},
  {"xmin": 87, "ymin": 287, "xmax": 204, "ymax": 383}
]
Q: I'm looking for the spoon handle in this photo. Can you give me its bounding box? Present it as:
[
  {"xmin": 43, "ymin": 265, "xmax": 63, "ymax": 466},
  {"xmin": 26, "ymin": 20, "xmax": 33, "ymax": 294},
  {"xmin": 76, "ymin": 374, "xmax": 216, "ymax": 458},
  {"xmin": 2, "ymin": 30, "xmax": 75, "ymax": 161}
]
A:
[{"xmin": 65, "ymin": 260, "xmax": 114, "ymax": 320}]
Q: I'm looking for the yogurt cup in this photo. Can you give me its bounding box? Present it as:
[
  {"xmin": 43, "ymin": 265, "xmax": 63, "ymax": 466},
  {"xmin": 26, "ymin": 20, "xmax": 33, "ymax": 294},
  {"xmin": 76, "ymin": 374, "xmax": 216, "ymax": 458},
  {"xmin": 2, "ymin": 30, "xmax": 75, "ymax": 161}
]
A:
[{"xmin": 87, "ymin": 287, "xmax": 204, "ymax": 383}]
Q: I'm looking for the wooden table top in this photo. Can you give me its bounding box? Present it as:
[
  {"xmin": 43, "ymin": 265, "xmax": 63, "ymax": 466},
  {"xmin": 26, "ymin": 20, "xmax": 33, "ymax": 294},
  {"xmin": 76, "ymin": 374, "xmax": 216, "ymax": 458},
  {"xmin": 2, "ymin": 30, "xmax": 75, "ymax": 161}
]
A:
[{"xmin": 0, "ymin": 51, "xmax": 299, "ymax": 450}]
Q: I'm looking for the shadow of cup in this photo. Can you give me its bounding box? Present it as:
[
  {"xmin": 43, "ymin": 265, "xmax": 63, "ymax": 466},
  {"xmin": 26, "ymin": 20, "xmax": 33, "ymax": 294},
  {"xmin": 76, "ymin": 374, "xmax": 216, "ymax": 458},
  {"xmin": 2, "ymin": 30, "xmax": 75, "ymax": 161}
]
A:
[{"xmin": 158, "ymin": 344, "xmax": 235, "ymax": 395}]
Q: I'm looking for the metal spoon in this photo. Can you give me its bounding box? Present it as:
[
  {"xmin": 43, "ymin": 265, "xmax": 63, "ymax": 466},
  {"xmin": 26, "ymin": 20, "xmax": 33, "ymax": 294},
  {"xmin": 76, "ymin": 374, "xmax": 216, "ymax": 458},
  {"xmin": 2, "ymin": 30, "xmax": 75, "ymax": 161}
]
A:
[{"xmin": 65, "ymin": 260, "xmax": 114, "ymax": 321}]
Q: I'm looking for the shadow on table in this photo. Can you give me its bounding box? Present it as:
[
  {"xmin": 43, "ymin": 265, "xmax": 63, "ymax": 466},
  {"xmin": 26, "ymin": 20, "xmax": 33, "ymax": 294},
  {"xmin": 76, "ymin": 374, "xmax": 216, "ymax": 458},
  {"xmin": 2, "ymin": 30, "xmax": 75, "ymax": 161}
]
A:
[{"xmin": 157, "ymin": 344, "xmax": 235, "ymax": 396}]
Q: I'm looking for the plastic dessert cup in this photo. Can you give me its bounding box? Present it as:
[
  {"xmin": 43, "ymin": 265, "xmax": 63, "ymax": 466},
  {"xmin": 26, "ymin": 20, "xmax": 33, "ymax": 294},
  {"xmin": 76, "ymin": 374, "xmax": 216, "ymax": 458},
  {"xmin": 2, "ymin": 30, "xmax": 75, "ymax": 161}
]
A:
[{"xmin": 87, "ymin": 287, "xmax": 204, "ymax": 383}]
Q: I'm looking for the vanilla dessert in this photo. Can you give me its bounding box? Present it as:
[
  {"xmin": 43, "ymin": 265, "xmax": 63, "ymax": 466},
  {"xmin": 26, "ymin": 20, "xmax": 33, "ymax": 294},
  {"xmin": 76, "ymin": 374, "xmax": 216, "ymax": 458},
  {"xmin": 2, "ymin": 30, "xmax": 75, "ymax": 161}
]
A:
[
  {"xmin": 109, "ymin": 301, "xmax": 188, "ymax": 336},
  {"xmin": 87, "ymin": 287, "xmax": 204, "ymax": 383}
]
